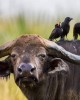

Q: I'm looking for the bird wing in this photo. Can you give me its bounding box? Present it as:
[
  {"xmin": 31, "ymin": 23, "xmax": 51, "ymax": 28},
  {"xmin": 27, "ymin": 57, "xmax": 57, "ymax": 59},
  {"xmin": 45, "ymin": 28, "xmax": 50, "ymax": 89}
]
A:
[{"xmin": 49, "ymin": 29, "xmax": 56, "ymax": 39}]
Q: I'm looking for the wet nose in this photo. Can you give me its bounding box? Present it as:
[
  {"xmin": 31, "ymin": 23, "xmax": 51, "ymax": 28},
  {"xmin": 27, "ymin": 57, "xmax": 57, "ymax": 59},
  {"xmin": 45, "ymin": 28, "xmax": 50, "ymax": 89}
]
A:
[{"xmin": 17, "ymin": 63, "xmax": 36, "ymax": 75}]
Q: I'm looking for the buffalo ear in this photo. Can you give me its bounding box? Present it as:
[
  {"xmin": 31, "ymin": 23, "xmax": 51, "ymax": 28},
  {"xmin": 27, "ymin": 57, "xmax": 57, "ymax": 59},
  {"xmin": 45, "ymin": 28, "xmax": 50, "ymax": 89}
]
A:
[
  {"xmin": 0, "ymin": 57, "xmax": 13, "ymax": 78},
  {"xmin": 48, "ymin": 58, "xmax": 69, "ymax": 75}
]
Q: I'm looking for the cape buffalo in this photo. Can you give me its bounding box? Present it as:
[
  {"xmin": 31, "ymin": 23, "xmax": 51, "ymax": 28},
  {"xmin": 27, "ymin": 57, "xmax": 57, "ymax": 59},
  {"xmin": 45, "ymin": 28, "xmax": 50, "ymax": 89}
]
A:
[{"xmin": 0, "ymin": 35, "xmax": 80, "ymax": 100}]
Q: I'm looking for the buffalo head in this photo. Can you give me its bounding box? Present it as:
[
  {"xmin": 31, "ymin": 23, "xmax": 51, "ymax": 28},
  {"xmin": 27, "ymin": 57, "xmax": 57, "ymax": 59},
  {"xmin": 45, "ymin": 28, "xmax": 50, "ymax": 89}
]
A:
[{"xmin": 0, "ymin": 35, "xmax": 80, "ymax": 99}]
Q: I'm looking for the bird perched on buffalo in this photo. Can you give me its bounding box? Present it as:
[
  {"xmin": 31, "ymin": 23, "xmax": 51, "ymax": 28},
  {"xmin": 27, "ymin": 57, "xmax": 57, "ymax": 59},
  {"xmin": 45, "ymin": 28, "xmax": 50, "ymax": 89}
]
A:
[
  {"xmin": 73, "ymin": 23, "xmax": 80, "ymax": 39},
  {"xmin": 49, "ymin": 23, "xmax": 63, "ymax": 41},
  {"xmin": 61, "ymin": 17, "xmax": 73, "ymax": 40}
]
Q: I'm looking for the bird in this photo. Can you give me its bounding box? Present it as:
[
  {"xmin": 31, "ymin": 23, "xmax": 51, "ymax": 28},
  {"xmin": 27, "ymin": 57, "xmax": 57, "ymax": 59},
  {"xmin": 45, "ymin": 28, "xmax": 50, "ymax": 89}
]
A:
[
  {"xmin": 60, "ymin": 17, "xmax": 73, "ymax": 40},
  {"xmin": 49, "ymin": 23, "xmax": 63, "ymax": 41},
  {"xmin": 73, "ymin": 23, "xmax": 80, "ymax": 40}
]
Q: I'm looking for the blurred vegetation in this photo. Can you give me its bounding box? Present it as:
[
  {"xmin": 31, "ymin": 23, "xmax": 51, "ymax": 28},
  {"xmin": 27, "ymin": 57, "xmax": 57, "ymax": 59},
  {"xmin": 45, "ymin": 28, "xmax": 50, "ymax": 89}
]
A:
[{"xmin": 0, "ymin": 14, "xmax": 79, "ymax": 100}]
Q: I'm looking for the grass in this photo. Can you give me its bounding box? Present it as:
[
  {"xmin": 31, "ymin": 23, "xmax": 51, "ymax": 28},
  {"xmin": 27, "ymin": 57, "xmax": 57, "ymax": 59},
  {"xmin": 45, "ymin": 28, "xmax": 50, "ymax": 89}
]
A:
[{"xmin": 0, "ymin": 15, "xmax": 79, "ymax": 100}]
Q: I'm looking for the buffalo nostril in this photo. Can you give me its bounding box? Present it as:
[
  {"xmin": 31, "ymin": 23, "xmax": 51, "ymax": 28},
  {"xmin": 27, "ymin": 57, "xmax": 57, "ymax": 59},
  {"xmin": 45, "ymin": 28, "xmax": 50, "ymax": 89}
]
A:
[
  {"xmin": 31, "ymin": 68, "xmax": 36, "ymax": 72},
  {"xmin": 17, "ymin": 68, "xmax": 22, "ymax": 74}
]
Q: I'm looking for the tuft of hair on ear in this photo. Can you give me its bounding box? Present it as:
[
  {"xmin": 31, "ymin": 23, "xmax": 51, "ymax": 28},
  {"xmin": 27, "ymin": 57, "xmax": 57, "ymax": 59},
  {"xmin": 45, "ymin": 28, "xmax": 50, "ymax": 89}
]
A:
[
  {"xmin": 0, "ymin": 74, "xmax": 10, "ymax": 81},
  {"xmin": 0, "ymin": 66, "xmax": 10, "ymax": 81}
]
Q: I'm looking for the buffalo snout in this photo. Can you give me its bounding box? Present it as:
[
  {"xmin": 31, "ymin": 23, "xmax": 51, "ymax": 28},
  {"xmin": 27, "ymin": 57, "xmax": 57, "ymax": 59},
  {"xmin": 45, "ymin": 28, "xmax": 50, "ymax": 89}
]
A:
[
  {"xmin": 17, "ymin": 63, "xmax": 36, "ymax": 75},
  {"xmin": 15, "ymin": 63, "xmax": 38, "ymax": 87}
]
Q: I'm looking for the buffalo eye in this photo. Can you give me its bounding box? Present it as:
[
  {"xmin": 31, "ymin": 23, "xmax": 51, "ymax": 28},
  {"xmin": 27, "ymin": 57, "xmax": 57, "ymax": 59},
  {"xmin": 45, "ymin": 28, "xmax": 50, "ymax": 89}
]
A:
[
  {"xmin": 38, "ymin": 54, "xmax": 46, "ymax": 61},
  {"xmin": 10, "ymin": 53, "xmax": 17, "ymax": 61}
]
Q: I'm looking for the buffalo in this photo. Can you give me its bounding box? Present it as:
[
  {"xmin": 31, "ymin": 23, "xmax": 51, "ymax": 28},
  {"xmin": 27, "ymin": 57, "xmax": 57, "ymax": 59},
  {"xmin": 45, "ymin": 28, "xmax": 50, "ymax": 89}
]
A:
[{"xmin": 0, "ymin": 35, "xmax": 80, "ymax": 100}]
